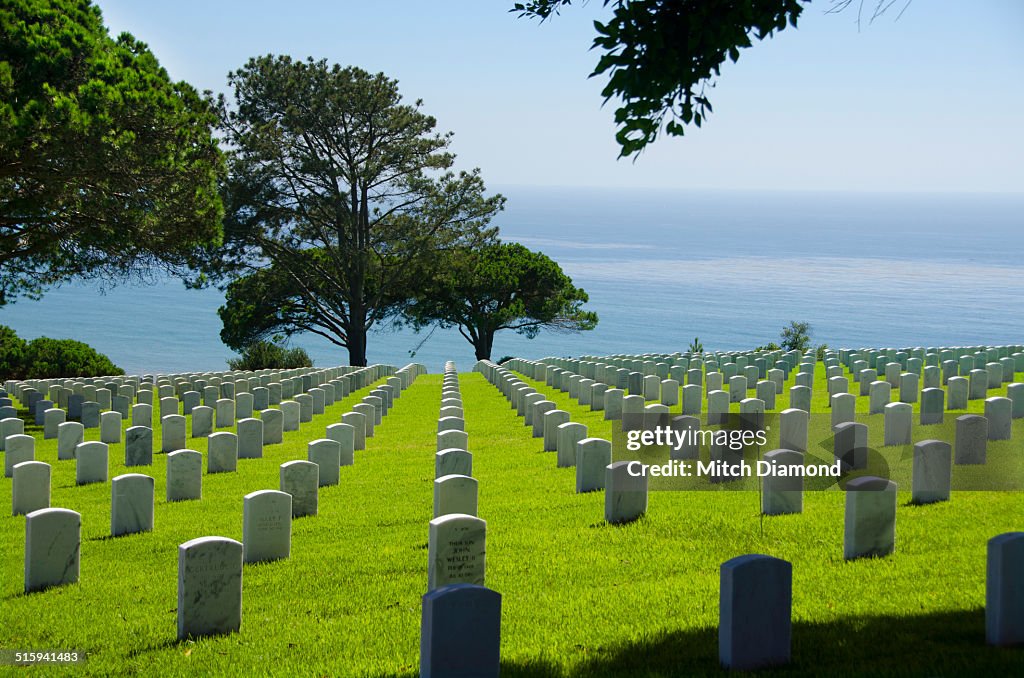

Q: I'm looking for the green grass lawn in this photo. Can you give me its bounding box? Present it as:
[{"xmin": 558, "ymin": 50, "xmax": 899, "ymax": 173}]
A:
[{"xmin": 0, "ymin": 362, "xmax": 1022, "ymax": 676}]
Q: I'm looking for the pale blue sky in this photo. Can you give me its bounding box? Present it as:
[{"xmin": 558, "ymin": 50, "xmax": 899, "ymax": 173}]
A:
[{"xmin": 98, "ymin": 0, "xmax": 1023, "ymax": 193}]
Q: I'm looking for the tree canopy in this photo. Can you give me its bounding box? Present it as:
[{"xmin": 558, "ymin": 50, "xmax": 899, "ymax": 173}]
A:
[
  {"xmin": 780, "ymin": 320, "xmax": 812, "ymax": 352},
  {"xmin": 513, "ymin": 0, "xmax": 907, "ymax": 157},
  {"xmin": 404, "ymin": 242, "xmax": 598, "ymax": 360},
  {"xmin": 0, "ymin": 0, "xmax": 225, "ymax": 306},
  {"xmin": 201, "ymin": 56, "xmax": 503, "ymax": 366}
]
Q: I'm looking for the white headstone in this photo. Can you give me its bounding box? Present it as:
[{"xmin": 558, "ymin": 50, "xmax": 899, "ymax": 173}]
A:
[
  {"xmin": 433, "ymin": 474, "xmax": 478, "ymax": 518},
  {"xmin": 243, "ymin": 490, "xmax": 292, "ymax": 564},
  {"xmin": 761, "ymin": 449, "xmax": 804, "ymax": 515},
  {"xmin": 4, "ymin": 433, "xmax": 34, "ymax": 478},
  {"xmin": 111, "ymin": 473, "xmax": 155, "ymax": 536},
  {"xmin": 177, "ymin": 536, "xmax": 243, "ymax": 640},
  {"xmin": 280, "ymin": 460, "xmax": 318, "ymax": 518},
  {"xmin": 605, "ymin": 461, "xmax": 647, "ymax": 524},
  {"xmin": 12, "ymin": 460, "xmax": 50, "ymax": 516},
  {"xmin": 308, "ymin": 438, "xmax": 341, "ymax": 486},
  {"xmin": 24, "ymin": 508, "xmax": 80, "ymax": 593},
  {"xmin": 75, "ymin": 441, "xmax": 108, "ymax": 485},
  {"xmin": 166, "ymin": 449, "xmax": 202, "ymax": 501},
  {"xmin": 911, "ymin": 439, "xmax": 951, "ymax": 505},
  {"xmin": 575, "ymin": 438, "xmax": 611, "ymax": 493},
  {"xmin": 125, "ymin": 425, "xmax": 153, "ymax": 466},
  {"xmin": 207, "ymin": 432, "xmax": 238, "ymax": 474},
  {"xmin": 986, "ymin": 532, "xmax": 1024, "ymax": 646},
  {"xmin": 843, "ymin": 476, "xmax": 897, "ymax": 560},
  {"xmin": 436, "ymin": 448, "xmax": 473, "ymax": 478},
  {"xmin": 427, "ymin": 513, "xmax": 486, "ymax": 591}
]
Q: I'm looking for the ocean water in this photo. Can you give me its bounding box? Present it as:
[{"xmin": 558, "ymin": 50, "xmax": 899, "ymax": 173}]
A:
[{"xmin": 2, "ymin": 187, "xmax": 1022, "ymax": 374}]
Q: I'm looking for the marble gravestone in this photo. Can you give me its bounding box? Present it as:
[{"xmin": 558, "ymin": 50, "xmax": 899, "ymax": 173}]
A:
[
  {"xmin": 177, "ymin": 536, "xmax": 243, "ymax": 640},
  {"xmin": 325, "ymin": 423, "xmax": 356, "ymax": 466},
  {"xmin": 236, "ymin": 418, "xmax": 264, "ymax": 459},
  {"xmin": 576, "ymin": 438, "xmax": 612, "ymax": 493},
  {"xmin": 280, "ymin": 460, "xmax": 319, "ymax": 518},
  {"xmin": 427, "ymin": 513, "xmax": 486, "ymax": 591},
  {"xmin": 433, "ymin": 474, "xmax": 478, "ymax": 518},
  {"xmin": 954, "ymin": 414, "xmax": 987, "ymax": 465},
  {"xmin": 207, "ymin": 432, "xmax": 238, "ymax": 474},
  {"xmin": 1, "ymin": 416, "xmax": 25, "ymax": 452},
  {"xmin": 436, "ymin": 448, "xmax": 472, "ymax": 478},
  {"xmin": 24, "ymin": 508, "xmax": 81, "ymax": 593},
  {"xmin": 191, "ymin": 406, "xmax": 214, "ymax": 438},
  {"xmin": 4, "ymin": 433, "xmax": 34, "ymax": 478},
  {"xmin": 761, "ymin": 449, "xmax": 804, "ymax": 515},
  {"xmin": 243, "ymin": 490, "xmax": 292, "ymax": 564},
  {"xmin": 111, "ymin": 473, "xmax": 155, "ymax": 536},
  {"xmin": 719, "ymin": 554, "xmax": 792, "ymax": 670},
  {"xmin": 307, "ymin": 439, "xmax": 341, "ymax": 486},
  {"xmin": 342, "ymin": 412, "xmax": 367, "ymax": 451},
  {"xmin": 260, "ymin": 408, "xmax": 284, "ymax": 445},
  {"xmin": 162, "ymin": 414, "xmax": 187, "ymax": 453},
  {"xmin": 843, "ymin": 476, "xmax": 897, "ymax": 560},
  {"xmin": 125, "ymin": 426, "xmax": 153, "ymax": 467},
  {"xmin": 542, "ymin": 410, "xmax": 570, "ymax": 452},
  {"xmin": 420, "ymin": 584, "xmax": 501, "ymax": 678},
  {"xmin": 986, "ymin": 532, "xmax": 1024, "ymax": 646},
  {"xmin": 43, "ymin": 408, "xmax": 65, "ymax": 439},
  {"xmin": 100, "ymin": 411, "xmax": 122, "ymax": 444},
  {"xmin": 605, "ymin": 460, "xmax": 647, "ymax": 524},
  {"xmin": 12, "ymin": 461, "xmax": 50, "ymax": 516},
  {"xmin": 75, "ymin": 441, "xmax": 108, "ymax": 485},
  {"xmin": 436, "ymin": 429, "xmax": 468, "ymax": 453},
  {"xmin": 556, "ymin": 422, "xmax": 587, "ymax": 468},
  {"xmin": 911, "ymin": 439, "xmax": 951, "ymax": 505},
  {"xmin": 167, "ymin": 449, "xmax": 202, "ymax": 502},
  {"xmin": 57, "ymin": 421, "xmax": 84, "ymax": 460}
]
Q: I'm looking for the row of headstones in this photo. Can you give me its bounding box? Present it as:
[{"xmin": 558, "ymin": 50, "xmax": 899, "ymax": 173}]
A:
[
  {"xmin": 500, "ymin": 355, "xmax": 1020, "ymax": 441},
  {"xmin": 828, "ymin": 390, "xmax": 1016, "ymax": 441},
  {"xmin": 6, "ymin": 363, "xmax": 357, "ymax": 407},
  {"xmin": 538, "ymin": 343, "xmax": 1021, "ymax": 397},
  {"xmin": 40, "ymin": 362, "xmax": 396, "ymax": 451},
  {"xmin": 475, "ymin": 360, "xmax": 648, "ymax": 525},
  {"xmin": 4, "ymin": 363, "xmax": 423, "ymax": 512},
  {"xmin": 18, "ymin": 364, "xmax": 428, "ymax": 638},
  {"xmin": 479, "ymin": 359, "xmax": 996, "ymax": 542},
  {"xmin": 327, "ymin": 362, "xmax": 426, "ymax": 458},
  {"xmin": 9, "ymin": 430, "xmax": 325, "ymax": 516},
  {"xmin": 434, "ymin": 363, "xmax": 477, "ymax": 519},
  {"xmin": 3, "ymin": 364, "xmax": 342, "ymax": 427},
  {"xmin": 23, "ymin": 502, "xmax": 1021, "ymax": 676},
  {"xmin": 423, "ymin": 364, "xmax": 495, "ymax": 675},
  {"xmin": 579, "ymin": 344, "xmax": 1021, "ymax": 381},
  {"xmin": 8, "ymin": 364, "xmax": 394, "ymax": 439},
  {"xmin": 14, "ymin": 360, "xmax": 387, "ymax": 450},
  {"xmin": 485, "ymin": 360, "xmax": 1008, "ymax": 474},
  {"xmin": 529, "ymin": 350, "xmax": 1021, "ymax": 418},
  {"xmin": 835, "ymin": 345, "xmax": 1023, "ymax": 381},
  {"xmin": 506, "ymin": 356, "xmax": 792, "ymax": 416}
]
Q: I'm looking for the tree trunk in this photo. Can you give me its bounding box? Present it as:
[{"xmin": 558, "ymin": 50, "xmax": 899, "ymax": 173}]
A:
[
  {"xmin": 473, "ymin": 330, "xmax": 494, "ymax": 361},
  {"xmin": 348, "ymin": 326, "xmax": 368, "ymax": 367}
]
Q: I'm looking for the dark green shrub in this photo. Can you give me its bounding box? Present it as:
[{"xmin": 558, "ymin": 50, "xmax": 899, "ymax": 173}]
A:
[
  {"xmin": 23, "ymin": 337, "xmax": 124, "ymax": 378},
  {"xmin": 227, "ymin": 341, "xmax": 313, "ymax": 371},
  {"xmin": 0, "ymin": 325, "xmax": 28, "ymax": 379}
]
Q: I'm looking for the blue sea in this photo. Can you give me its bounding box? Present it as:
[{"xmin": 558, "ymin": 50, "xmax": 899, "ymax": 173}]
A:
[{"xmin": 3, "ymin": 187, "xmax": 1022, "ymax": 374}]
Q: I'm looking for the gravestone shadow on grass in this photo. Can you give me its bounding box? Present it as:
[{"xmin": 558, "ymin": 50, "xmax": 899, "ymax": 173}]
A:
[{"xmin": 380, "ymin": 608, "xmax": 1013, "ymax": 677}]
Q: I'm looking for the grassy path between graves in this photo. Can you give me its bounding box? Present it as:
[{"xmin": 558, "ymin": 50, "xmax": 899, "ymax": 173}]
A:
[{"xmin": 1, "ymin": 371, "xmax": 1023, "ymax": 676}]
